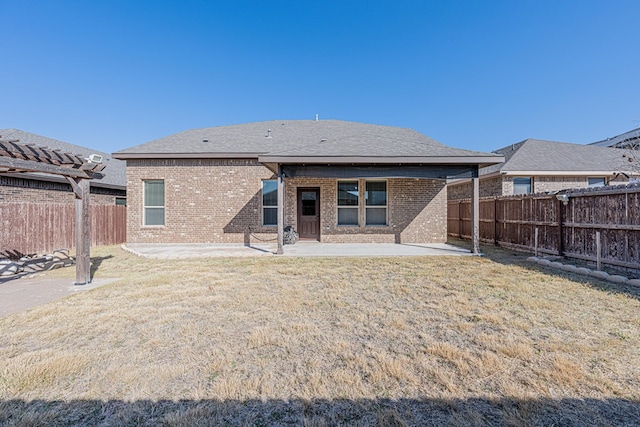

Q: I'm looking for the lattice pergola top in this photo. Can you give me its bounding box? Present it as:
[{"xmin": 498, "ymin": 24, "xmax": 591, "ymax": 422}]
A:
[{"xmin": 0, "ymin": 137, "xmax": 105, "ymax": 179}]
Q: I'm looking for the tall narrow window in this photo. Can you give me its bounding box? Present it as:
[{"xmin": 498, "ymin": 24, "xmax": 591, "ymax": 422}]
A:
[
  {"xmin": 513, "ymin": 177, "xmax": 532, "ymax": 195},
  {"xmin": 263, "ymin": 180, "xmax": 278, "ymax": 226},
  {"xmin": 366, "ymin": 181, "xmax": 387, "ymax": 225},
  {"xmin": 144, "ymin": 180, "xmax": 164, "ymax": 226},
  {"xmin": 337, "ymin": 181, "xmax": 359, "ymax": 225}
]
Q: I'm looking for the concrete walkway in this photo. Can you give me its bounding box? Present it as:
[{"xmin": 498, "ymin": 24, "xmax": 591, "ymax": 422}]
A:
[
  {"xmin": 122, "ymin": 242, "xmax": 472, "ymax": 259},
  {"xmin": 0, "ymin": 276, "xmax": 120, "ymax": 318}
]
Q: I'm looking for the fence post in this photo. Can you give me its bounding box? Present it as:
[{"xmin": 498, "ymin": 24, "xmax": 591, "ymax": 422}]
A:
[
  {"xmin": 458, "ymin": 200, "xmax": 462, "ymax": 239},
  {"xmin": 493, "ymin": 198, "xmax": 498, "ymax": 245},
  {"xmin": 557, "ymin": 196, "xmax": 564, "ymax": 256},
  {"xmin": 596, "ymin": 231, "xmax": 601, "ymax": 271},
  {"xmin": 534, "ymin": 227, "xmax": 539, "ymax": 257}
]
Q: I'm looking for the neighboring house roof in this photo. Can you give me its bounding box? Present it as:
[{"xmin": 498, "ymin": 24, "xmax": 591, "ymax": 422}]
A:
[
  {"xmin": 481, "ymin": 138, "xmax": 631, "ymax": 177},
  {"xmin": 589, "ymin": 127, "xmax": 640, "ymax": 149},
  {"xmin": 0, "ymin": 128, "xmax": 126, "ymax": 190},
  {"xmin": 113, "ymin": 120, "xmax": 502, "ymax": 166}
]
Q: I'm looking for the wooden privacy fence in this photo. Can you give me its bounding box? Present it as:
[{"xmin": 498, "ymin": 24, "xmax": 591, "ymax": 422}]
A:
[
  {"xmin": 448, "ymin": 184, "xmax": 640, "ymax": 271},
  {"xmin": 0, "ymin": 203, "xmax": 126, "ymax": 257}
]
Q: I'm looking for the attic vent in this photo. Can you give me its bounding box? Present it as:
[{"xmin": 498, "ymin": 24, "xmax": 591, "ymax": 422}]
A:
[
  {"xmin": 203, "ymin": 139, "xmax": 209, "ymax": 142},
  {"xmin": 320, "ymin": 139, "xmax": 327, "ymax": 142}
]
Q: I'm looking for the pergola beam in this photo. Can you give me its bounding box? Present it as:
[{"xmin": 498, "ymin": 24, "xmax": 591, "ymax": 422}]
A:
[{"xmin": 0, "ymin": 156, "xmax": 101, "ymax": 179}]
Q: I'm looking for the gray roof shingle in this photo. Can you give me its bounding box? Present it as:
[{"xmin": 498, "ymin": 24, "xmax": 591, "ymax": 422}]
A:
[
  {"xmin": 0, "ymin": 128, "xmax": 126, "ymax": 189},
  {"xmin": 482, "ymin": 138, "xmax": 629, "ymax": 176},
  {"xmin": 113, "ymin": 120, "xmax": 499, "ymax": 160},
  {"xmin": 590, "ymin": 127, "xmax": 640, "ymax": 149}
]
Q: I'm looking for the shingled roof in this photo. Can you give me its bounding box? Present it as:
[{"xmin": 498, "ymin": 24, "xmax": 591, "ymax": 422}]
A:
[
  {"xmin": 0, "ymin": 128, "xmax": 126, "ymax": 189},
  {"xmin": 482, "ymin": 138, "xmax": 630, "ymax": 176},
  {"xmin": 589, "ymin": 127, "xmax": 640, "ymax": 149},
  {"xmin": 113, "ymin": 120, "xmax": 501, "ymax": 166}
]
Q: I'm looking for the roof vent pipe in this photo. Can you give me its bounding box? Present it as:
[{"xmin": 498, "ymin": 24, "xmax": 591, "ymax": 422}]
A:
[
  {"xmin": 315, "ymin": 114, "xmax": 319, "ymax": 121},
  {"xmin": 266, "ymin": 129, "xmax": 272, "ymax": 138}
]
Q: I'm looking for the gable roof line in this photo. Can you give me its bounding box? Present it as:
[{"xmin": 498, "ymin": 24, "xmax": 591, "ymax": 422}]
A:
[
  {"xmin": 481, "ymin": 138, "xmax": 629, "ymax": 176},
  {"xmin": 112, "ymin": 120, "xmax": 503, "ymax": 166}
]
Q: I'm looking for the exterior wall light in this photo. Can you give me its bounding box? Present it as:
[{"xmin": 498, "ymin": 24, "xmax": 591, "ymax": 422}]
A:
[{"xmin": 87, "ymin": 154, "xmax": 103, "ymax": 164}]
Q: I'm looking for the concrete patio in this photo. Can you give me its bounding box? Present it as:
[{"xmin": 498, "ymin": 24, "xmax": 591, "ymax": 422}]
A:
[{"xmin": 122, "ymin": 242, "xmax": 472, "ymax": 259}]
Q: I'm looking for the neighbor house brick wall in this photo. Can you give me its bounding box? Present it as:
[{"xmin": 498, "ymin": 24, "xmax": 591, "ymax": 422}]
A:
[
  {"xmin": 531, "ymin": 176, "xmax": 587, "ymax": 194},
  {"xmin": 125, "ymin": 158, "xmax": 276, "ymax": 244},
  {"xmin": 448, "ymin": 175, "xmax": 628, "ymax": 200},
  {"xmin": 0, "ymin": 176, "xmax": 124, "ymax": 205},
  {"xmin": 285, "ymin": 177, "xmax": 447, "ymax": 243},
  {"xmin": 532, "ymin": 175, "xmax": 627, "ymax": 193}
]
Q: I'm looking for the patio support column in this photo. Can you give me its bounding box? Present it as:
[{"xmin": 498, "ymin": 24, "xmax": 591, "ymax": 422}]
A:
[
  {"xmin": 276, "ymin": 165, "xmax": 284, "ymax": 255},
  {"xmin": 471, "ymin": 174, "xmax": 480, "ymax": 255}
]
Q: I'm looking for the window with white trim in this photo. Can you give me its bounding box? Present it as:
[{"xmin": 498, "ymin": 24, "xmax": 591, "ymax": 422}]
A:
[
  {"xmin": 513, "ymin": 177, "xmax": 532, "ymax": 195},
  {"xmin": 337, "ymin": 181, "xmax": 359, "ymax": 225},
  {"xmin": 588, "ymin": 177, "xmax": 606, "ymax": 187},
  {"xmin": 262, "ymin": 180, "xmax": 278, "ymax": 226},
  {"xmin": 365, "ymin": 180, "xmax": 387, "ymax": 225},
  {"xmin": 143, "ymin": 180, "xmax": 165, "ymax": 226}
]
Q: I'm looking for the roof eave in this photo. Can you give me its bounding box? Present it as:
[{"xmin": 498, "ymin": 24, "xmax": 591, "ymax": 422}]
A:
[
  {"xmin": 501, "ymin": 170, "xmax": 628, "ymax": 176},
  {"xmin": 257, "ymin": 155, "xmax": 504, "ymax": 166},
  {"xmin": 112, "ymin": 152, "xmax": 263, "ymax": 160}
]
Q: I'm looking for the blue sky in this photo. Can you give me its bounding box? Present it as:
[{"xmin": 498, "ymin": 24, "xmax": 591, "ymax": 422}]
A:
[{"xmin": 2, "ymin": 0, "xmax": 639, "ymax": 153}]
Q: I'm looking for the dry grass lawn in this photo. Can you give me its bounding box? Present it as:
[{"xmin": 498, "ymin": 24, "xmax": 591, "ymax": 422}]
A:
[{"xmin": 1, "ymin": 244, "xmax": 639, "ymax": 426}]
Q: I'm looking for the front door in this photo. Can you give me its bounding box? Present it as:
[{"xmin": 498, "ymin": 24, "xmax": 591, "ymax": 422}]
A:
[{"xmin": 297, "ymin": 188, "xmax": 320, "ymax": 240}]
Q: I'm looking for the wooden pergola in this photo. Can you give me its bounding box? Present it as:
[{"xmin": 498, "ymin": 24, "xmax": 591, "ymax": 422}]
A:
[{"xmin": 0, "ymin": 136, "xmax": 106, "ymax": 285}]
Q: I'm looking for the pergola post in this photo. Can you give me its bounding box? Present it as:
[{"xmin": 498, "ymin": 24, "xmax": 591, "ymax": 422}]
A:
[
  {"xmin": 276, "ymin": 165, "xmax": 284, "ymax": 255},
  {"xmin": 74, "ymin": 178, "xmax": 91, "ymax": 284},
  {"xmin": 471, "ymin": 175, "xmax": 480, "ymax": 255}
]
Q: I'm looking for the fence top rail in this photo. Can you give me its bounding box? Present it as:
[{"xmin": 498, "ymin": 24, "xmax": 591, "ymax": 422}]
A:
[
  {"xmin": 449, "ymin": 182, "xmax": 640, "ymax": 204},
  {"xmin": 564, "ymin": 182, "xmax": 640, "ymax": 198},
  {"xmin": 449, "ymin": 195, "xmax": 555, "ymax": 203}
]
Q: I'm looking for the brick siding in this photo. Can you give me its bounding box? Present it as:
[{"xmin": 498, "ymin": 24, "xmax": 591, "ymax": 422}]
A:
[
  {"xmin": 126, "ymin": 159, "xmax": 448, "ymax": 244},
  {"xmin": 126, "ymin": 159, "xmax": 276, "ymax": 244}
]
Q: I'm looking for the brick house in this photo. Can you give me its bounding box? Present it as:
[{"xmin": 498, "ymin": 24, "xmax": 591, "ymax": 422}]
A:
[
  {"xmin": 448, "ymin": 138, "xmax": 632, "ymax": 201},
  {"xmin": 0, "ymin": 129, "xmax": 126, "ymax": 204},
  {"xmin": 113, "ymin": 120, "xmax": 502, "ymax": 252}
]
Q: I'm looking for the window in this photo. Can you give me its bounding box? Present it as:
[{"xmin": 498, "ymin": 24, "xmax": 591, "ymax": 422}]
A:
[
  {"xmin": 262, "ymin": 180, "xmax": 278, "ymax": 226},
  {"xmin": 144, "ymin": 180, "xmax": 164, "ymax": 226},
  {"xmin": 513, "ymin": 177, "xmax": 532, "ymax": 195},
  {"xmin": 588, "ymin": 177, "xmax": 606, "ymax": 187},
  {"xmin": 337, "ymin": 181, "xmax": 359, "ymax": 225},
  {"xmin": 366, "ymin": 181, "xmax": 387, "ymax": 225},
  {"xmin": 115, "ymin": 197, "xmax": 127, "ymax": 206}
]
